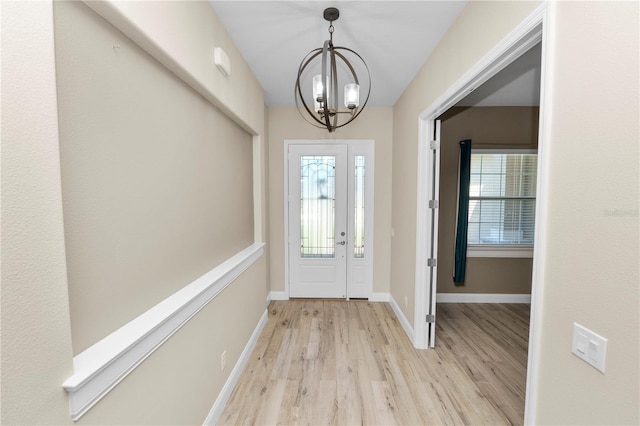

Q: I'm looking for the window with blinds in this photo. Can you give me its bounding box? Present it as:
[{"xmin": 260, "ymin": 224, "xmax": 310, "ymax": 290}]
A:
[{"xmin": 468, "ymin": 150, "xmax": 537, "ymax": 246}]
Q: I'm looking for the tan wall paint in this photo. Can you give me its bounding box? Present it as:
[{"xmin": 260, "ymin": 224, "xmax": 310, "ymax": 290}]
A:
[
  {"xmin": 392, "ymin": 0, "xmax": 639, "ymax": 423},
  {"xmin": 391, "ymin": 1, "xmax": 542, "ymax": 326},
  {"xmin": 535, "ymin": 2, "xmax": 639, "ymax": 424},
  {"xmin": 84, "ymin": 0, "xmax": 264, "ymax": 134},
  {"xmin": 1, "ymin": 2, "xmax": 75, "ymax": 423},
  {"xmin": 55, "ymin": 1, "xmax": 255, "ymax": 353},
  {"xmin": 77, "ymin": 258, "xmax": 267, "ymax": 425},
  {"xmin": 438, "ymin": 107, "xmax": 538, "ymax": 294},
  {"xmin": 267, "ymin": 107, "xmax": 393, "ymax": 295},
  {"xmin": 4, "ymin": 1, "xmax": 638, "ymax": 424},
  {"xmin": 2, "ymin": 1, "xmax": 268, "ymax": 424}
]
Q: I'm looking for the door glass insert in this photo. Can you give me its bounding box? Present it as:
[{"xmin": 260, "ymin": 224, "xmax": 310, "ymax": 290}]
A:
[
  {"xmin": 354, "ymin": 155, "xmax": 365, "ymax": 258},
  {"xmin": 300, "ymin": 155, "xmax": 336, "ymax": 258}
]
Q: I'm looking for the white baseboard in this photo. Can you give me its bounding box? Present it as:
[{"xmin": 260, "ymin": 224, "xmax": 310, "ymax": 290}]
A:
[
  {"xmin": 203, "ymin": 308, "xmax": 269, "ymax": 425},
  {"xmin": 436, "ymin": 293, "xmax": 531, "ymax": 304},
  {"xmin": 268, "ymin": 291, "xmax": 289, "ymax": 301},
  {"xmin": 389, "ymin": 294, "xmax": 415, "ymax": 343},
  {"xmin": 368, "ymin": 292, "xmax": 390, "ymax": 302}
]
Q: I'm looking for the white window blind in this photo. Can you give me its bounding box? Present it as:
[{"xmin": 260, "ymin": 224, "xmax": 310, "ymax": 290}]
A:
[{"xmin": 468, "ymin": 150, "xmax": 537, "ymax": 246}]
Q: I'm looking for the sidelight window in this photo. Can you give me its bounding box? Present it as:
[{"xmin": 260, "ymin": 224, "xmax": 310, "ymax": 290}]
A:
[{"xmin": 354, "ymin": 155, "xmax": 366, "ymax": 258}]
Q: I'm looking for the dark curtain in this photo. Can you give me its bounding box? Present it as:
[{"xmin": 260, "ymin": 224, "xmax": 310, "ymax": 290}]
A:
[{"xmin": 454, "ymin": 139, "xmax": 472, "ymax": 283}]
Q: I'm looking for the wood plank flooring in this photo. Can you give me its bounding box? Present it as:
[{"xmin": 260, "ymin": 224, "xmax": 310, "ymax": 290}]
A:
[{"xmin": 218, "ymin": 300, "xmax": 530, "ymax": 425}]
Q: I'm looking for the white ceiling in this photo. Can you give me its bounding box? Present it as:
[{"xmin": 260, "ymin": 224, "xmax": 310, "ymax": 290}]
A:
[
  {"xmin": 208, "ymin": 1, "xmax": 541, "ymax": 108},
  {"xmin": 209, "ymin": 1, "xmax": 467, "ymax": 107},
  {"xmin": 456, "ymin": 43, "xmax": 541, "ymax": 107}
]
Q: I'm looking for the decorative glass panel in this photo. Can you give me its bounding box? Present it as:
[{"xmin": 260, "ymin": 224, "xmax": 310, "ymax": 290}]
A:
[
  {"xmin": 354, "ymin": 155, "xmax": 365, "ymax": 258},
  {"xmin": 300, "ymin": 156, "xmax": 336, "ymax": 258}
]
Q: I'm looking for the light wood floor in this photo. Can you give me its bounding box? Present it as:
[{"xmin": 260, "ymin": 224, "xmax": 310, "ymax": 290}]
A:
[{"xmin": 218, "ymin": 300, "xmax": 529, "ymax": 425}]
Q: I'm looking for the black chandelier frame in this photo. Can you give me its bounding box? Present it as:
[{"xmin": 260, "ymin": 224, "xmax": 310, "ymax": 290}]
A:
[{"xmin": 294, "ymin": 7, "xmax": 371, "ymax": 132}]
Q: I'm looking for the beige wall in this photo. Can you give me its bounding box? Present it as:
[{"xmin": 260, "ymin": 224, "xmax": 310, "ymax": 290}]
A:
[
  {"xmin": 1, "ymin": 1, "xmax": 268, "ymax": 424},
  {"xmin": 55, "ymin": 1, "xmax": 255, "ymax": 353},
  {"xmin": 438, "ymin": 106, "xmax": 539, "ymax": 294},
  {"xmin": 268, "ymin": 107, "xmax": 393, "ymax": 295},
  {"xmin": 1, "ymin": 2, "xmax": 75, "ymax": 423},
  {"xmin": 4, "ymin": 0, "xmax": 639, "ymax": 424},
  {"xmin": 391, "ymin": 1, "xmax": 542, "ymax": 326},
  {"xmin": 535, "ymin": 2, "xmax": 639, "ymax": 423},
  {"xmin": 78, "ymin": 257, "xmax": 267, "ymax": 425},
  {"xmin": 392, "ymin": 1, "xmax": 639, "ymax": 424},
  {"xmin": 83, "ymin": 0, "xmax": 264, "ymax": 134}
]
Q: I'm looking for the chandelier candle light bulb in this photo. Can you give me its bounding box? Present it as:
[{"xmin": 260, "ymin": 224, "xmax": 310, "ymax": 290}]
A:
[
  {"xmin": 313, "ymin": 75, "xmax": 329, "ymax": 113},
  {"xmin": 344, "ymin": 83, "xmax": 359, "ymax": 109}
]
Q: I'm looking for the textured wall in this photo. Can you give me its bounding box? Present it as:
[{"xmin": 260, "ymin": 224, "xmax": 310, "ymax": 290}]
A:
[
  {"xmin": 1, "ymin": 1, "xmax": 268, "ymax": 424},
  {"xmin": 1, "ymin": 2, "xmax": 75, "ymax": 423},
  {"xmin": 534, "ymin": 2, "xmax": 639, "ymax": 423},
  {"xmin": 55, "ymin": 1, "xmax": 255, "ymax": 353}
]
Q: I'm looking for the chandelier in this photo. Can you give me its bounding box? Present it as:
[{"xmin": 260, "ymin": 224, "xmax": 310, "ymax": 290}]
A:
[{"xmin": 294, "ymin": 7, "xmax": 371, "ymax": 132}]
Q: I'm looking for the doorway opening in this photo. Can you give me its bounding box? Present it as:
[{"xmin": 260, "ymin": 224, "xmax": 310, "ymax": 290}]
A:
[
  {"xmin": 414, "ymin": 4, "xmax": 553, "ymax": 424},
  {"xmin": 285, "ymin": 140, "xmax": 375, "ymax": 299},
  {"xmin": 436, "ymin": 41, "xmax": 541, "ymax": 305}
]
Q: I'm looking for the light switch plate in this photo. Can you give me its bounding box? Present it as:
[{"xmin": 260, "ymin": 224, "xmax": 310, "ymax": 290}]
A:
[{"xmin": 572, "ymin": 322, "xmax": 607, "ymax": 373}]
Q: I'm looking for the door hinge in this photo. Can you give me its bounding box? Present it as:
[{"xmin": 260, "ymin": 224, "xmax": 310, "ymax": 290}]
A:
[
  {"xmin": 426, "ymin": 314, "xmax": 435, "ymax": 323},
  {"xmin": 428, "ymin": 200, "xmax": 438, "ymax": 209},
  {"xmin": 427, "ymin": 258, "xmax": 437, "ymax": 267},
  {"xmin": 429, "ymin": 140, "xmax": 439, "ymax": 150}
]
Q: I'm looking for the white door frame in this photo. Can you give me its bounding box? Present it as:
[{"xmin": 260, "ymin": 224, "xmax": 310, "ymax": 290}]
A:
[
  {"xmin": 413, "ymin": 3, "xmax": 553, "ymax": 425},
  {"xmin": 284, "ymin": 139, "xmax": 375, "ymax": 299}
]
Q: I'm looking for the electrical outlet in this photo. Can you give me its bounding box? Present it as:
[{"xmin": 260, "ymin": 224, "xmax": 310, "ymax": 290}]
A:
[
  {"xmin": 221, "ymin": 350, "xmax": 227, "ymax": 371},
  {"xmin": 572, "ymin": 323, "xmax": 607, "ymax": 373}
]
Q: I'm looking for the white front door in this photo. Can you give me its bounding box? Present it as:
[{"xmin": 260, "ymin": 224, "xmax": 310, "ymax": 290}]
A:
[{"xmin": 287, "ymin": 141, "xmax": 374, "ymax": 299}]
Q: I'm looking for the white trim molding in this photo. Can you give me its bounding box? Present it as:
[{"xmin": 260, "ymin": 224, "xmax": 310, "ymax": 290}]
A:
[
  {"xmin": 436, "ymin": 293, "xmax": 531, "ymax": 304},
  {"xmin": 389, "ymin": 295, "xmax": 415, "ymax": 343},
  {"xmin": 368, "ymin": 292, "xmax": 390, "ymax": 302},
  {"xmin": 268, "ymin": 291, "xmax": 289, "ymax": 301},
  {"xmin": 524, "ymin": 3, "xmax": 554, "ymax": 425},
  {"xmin": 203, "ymin": 309, "xmax": 268, "ymax": 425},
  {"xmin": 63, "ymin": 243, "xmax": 265, "ymax": 421},
  {"xmin": 467, "ymin": 245, "xmax": 534, "ymax": 258}
]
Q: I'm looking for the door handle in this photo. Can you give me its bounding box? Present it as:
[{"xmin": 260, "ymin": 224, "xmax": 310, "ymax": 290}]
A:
[{"xmin": 336, "ymin": 241, "xmax": 346, "ymax": 245}]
